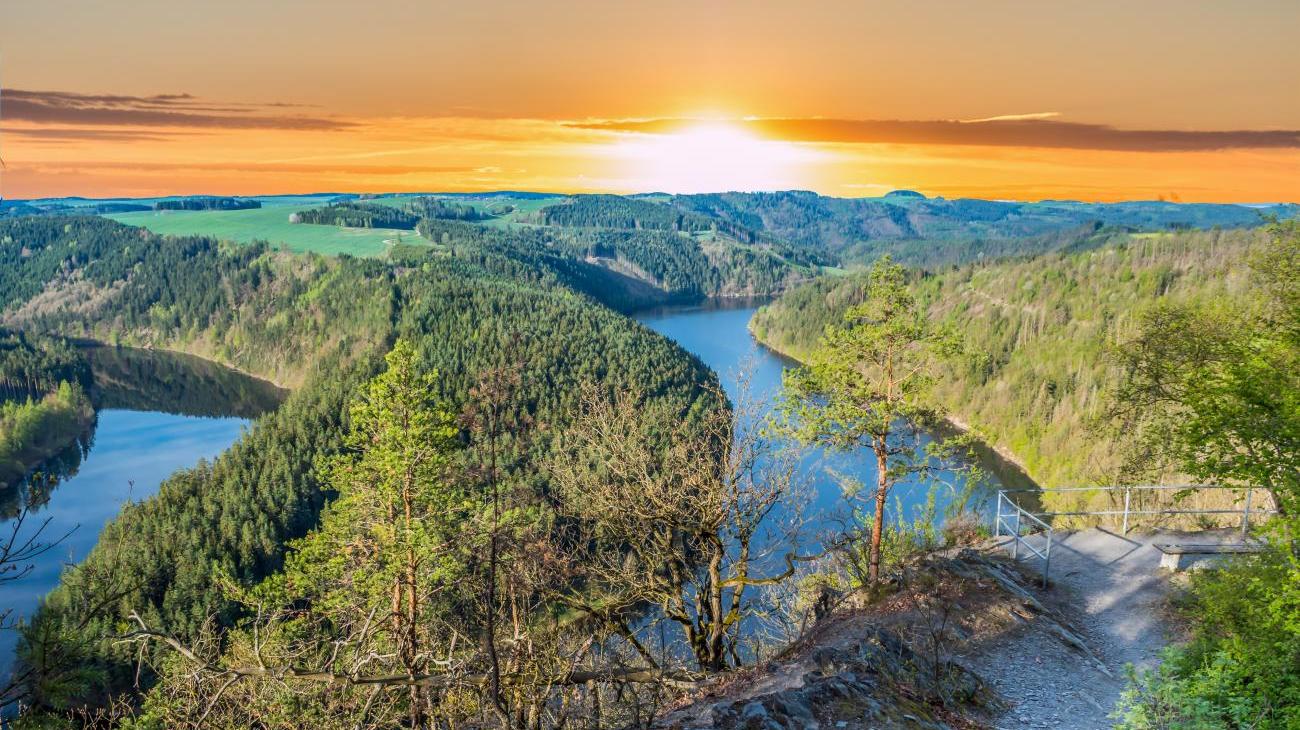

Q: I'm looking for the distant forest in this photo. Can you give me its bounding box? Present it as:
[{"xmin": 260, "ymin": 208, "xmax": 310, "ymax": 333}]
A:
[
  {"xmin": 155, "ymin": 197, "xmax": 261, "ymax": 212},
  {"xmin": 751, "ymin": 226, "xmax": 1270, "ymax": 490}
]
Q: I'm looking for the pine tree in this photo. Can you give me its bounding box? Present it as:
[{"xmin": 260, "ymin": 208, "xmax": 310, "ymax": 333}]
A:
[{"xmin": 782, "ymin": 256, "xmax": 962, "ymax": 583}]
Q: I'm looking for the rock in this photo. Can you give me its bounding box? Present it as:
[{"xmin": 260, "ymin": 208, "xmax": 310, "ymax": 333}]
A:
[
  {"xmin": 738, "ymin": 701, "xmax": 775, "ymax": 730},
  {"xmin": 711, "ymin": 627, "xmax": 996, "ymax": 729}
]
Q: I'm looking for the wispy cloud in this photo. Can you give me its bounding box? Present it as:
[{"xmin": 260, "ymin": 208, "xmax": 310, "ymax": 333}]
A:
[
  {"xmin": 28, "ymin": 160, "xmax": 478, "ymax": 176},
  {"xmin": 959, "ymin": 111, "xmax": 1060, "ymax": 123},
  {"xmin": 571, "ymin": 116, "xmax": 1300, "ymax": 152},
  {"xmin": 3, "ymin": 127, "xmax": 196, "ymax": 143},
  {"xmin": 2, "ymin": 88, "xmax": 352, "ymax": 131}
]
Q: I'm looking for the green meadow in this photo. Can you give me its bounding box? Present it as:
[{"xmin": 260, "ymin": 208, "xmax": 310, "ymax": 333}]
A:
[{"xmin": 107, "ymin": 205, "xmax": 420, "ymax": 257}]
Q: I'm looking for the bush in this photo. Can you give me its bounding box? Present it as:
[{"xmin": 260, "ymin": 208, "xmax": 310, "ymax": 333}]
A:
[{"xmin": 1114, "ymin": 520, "xmax": 1300, "ymax": 729}]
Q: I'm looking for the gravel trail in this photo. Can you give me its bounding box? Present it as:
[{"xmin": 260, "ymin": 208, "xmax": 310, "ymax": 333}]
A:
[{"xmin": 970, "ymin": 528, "xmax": 1242, "ymax": 729}]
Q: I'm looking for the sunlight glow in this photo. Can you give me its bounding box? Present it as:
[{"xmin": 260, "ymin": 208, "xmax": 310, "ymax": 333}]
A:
[{"xmin": 600, "ymin": 120, "xmax": 824, "ymax": 193}]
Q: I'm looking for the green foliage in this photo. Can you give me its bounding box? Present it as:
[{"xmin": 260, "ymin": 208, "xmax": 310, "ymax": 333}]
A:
[
  {"xmin": 1111, "ymin": 221, "xmax": 1300, "ymax": 513},
  {"xmin": 417, "ymin": 213, "xmax": 808, "ymax": 305},
  {"xmin": 670, "ymin": 191, "xmax": 1290, "ymax": 268},
  {"xmin": 527, "ymin": 194, "xmax": 746, "ymax": 238},
  {"xmin": 265, "ymin": 340, "xmax": 461, "ymax": 610},
  {"xmin": 783, "ymin": 257, "xmax": 956, "ymax": 448},
  {"xmin": 1114, "ymin": 521, "xmax": 1300, "ymax": 729},
  {"xmin": 832, "ymin": 479, "xmax": 946, "ymax": 587},
  {"xmin": 0, "ymin": 331, "xmax": 92, "ymax": 403},
  {"xmin": 154, "ymin": 198, "xmax": 259, "ymax": 212},
  {"xmin": 1, "ymin": 216, "xmax": 396, "ymax": 387},
  {"xmin": 1111, "ymin": 223, "xmax": 1300, "ymax": 728},
  {"xmin": 782, "ymin": 257, "xmax": 965, "ymax": 582},
  {"xmin": 754, "ymin": 228, "xmax": 1266, "ymax": 488},
  {"xmin": 0, "ymin": 381, "xmax": 94, "ymax": 488},
  {"xmin": 402, "ymin": 196, "xmax": 487, "ymax": 222},
  {"xmin": 237, "ymin": 341, "xmax": 467, "ymax": 721},
  {"xmin": 3, "ymin": 214, "xmax": 717, "ymax": 713}
]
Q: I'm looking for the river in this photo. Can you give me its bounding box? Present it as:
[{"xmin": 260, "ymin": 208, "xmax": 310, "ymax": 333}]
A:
[
  {"xmin": 635, "ymin": 298, "xmax": 1028, "ymax": 536},
  {"xmin": 0, "ymin": 347, "xmax": 284, "ymax": 674}
]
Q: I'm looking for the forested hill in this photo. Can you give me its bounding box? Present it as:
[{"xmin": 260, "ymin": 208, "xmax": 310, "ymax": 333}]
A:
[
  {"xmin": 0, "ymin": 215, "xmax": 720, "ymax": 710},
  {"xmin": 2, "ymin": 204, "xmax": 1295, "ymax": 725},
  {"xmin": 523, "ymin": 194, "xmax": 756, "ymax": 240},
  {"xmin": 16, "ymin": 190, "xmax": 1292, "ymax": 293},
  {"xmin": 667, "ymin": 190, "xmax": 1295, "ymax": 267},
  {"xmin": 750, "ymin": 227, "xmax": 1267, "ymax": 487}
]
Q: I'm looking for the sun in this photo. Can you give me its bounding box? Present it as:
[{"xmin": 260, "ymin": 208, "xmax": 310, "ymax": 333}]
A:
[{"xmin": 599, "ymin": 120, "xmax": 822, "ymax": 194}]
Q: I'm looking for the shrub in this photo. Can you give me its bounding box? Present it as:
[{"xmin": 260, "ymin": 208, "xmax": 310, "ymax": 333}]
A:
[{"xmin": 1114, "ymin": 520, "xmax": 1300, "ymax": 729}]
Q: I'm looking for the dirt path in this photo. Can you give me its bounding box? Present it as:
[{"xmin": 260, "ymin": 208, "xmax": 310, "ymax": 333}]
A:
[{"xmin": 969, "ymin": 528, "xmax": 1240, "ymax": 729}]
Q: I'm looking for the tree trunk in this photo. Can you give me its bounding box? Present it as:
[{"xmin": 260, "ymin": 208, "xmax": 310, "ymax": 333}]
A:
[
  {"xmin": 704, "ymin": 537, "xmax": 726, "ymax": 671},
  {"xmin": 403, "ymin": 472, "xmax": 423, "ymax": 726},
  {"xmin": 869, "ymin": 440, "xmax": 890, "ymax": 583}
]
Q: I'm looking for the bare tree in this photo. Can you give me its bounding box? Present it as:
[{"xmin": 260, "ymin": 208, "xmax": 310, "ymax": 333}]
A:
[
  {"xmin": 0, "ymin": 487, "xmax": 79, "ymax": 711},
  {"xmin": 548, "ymin": 373, "xmax": 810, "ymax": 673},
  {"xmin": 1, "ymin": 503, "xmax": 74, "ymax": 625},
  {"xmin": 896, "ymin": 565, "xmax": 968, "ymax": 705}
]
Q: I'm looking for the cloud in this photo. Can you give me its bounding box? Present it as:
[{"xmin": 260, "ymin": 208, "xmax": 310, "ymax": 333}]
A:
[
  {"xmin": 571, "ymin": 116, "xmax": 1300, "ymax": 152},
  {"xmin": 960, "ymin": 112, "xmax": 1061, "ymax": 123},
  {"xmin": 2, "ymin": 88, "xmax": 353, "ymax": 131},
  {"xmin": 15, "ymin": 159, "xmax": 477, "ymax": 176},
  {"xmin": 3, "ymin": 127, "xmax": 195, "ymax": 143}
]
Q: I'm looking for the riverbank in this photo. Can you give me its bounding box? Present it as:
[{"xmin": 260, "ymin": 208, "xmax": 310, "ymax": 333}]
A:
[
  {"xmin": 744, "ymin": 313, "xmax": 1041, "ymax": 493},
  {"xmin": 0, "ymin": 382, "xmax": 95, "ymax": 490}
]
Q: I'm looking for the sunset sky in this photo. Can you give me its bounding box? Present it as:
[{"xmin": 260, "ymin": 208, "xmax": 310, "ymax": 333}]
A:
[{"xmin": 2, "ymin": 0, "xmax": 1298, "ymax": 202}]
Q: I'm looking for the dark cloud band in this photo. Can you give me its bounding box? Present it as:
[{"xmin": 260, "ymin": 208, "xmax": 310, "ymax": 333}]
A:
[
  {"xmin": 3, "ymin": 88, "xmax": 351, "ymax": 131},
  {"xmin": 571, "ymin": 117, "xmax": 1300, "ymax": 152}
]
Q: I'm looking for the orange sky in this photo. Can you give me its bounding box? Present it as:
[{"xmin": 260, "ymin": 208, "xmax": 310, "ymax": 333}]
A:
[{"xmin": 2, "ymin": 0, "xmax": 1298, "ymax": 201}]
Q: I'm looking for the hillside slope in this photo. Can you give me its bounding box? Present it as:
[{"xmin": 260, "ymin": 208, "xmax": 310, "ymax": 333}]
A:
[
  {"xmin": 669, "ymin": 190, "xmax": 1293, "ymax": 267},
  {"xmin": 18, "ymin": 189, "xmax": 1295, "ymax": 279},
  {"xmin": 751, "ymin": 228, "xmax": 1264, "ymax": 487}
]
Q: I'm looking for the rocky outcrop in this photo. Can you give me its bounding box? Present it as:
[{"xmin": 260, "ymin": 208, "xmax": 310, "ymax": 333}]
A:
[
  {"xmin": 656, "ymin": 547, "xmax": 1119, "ymax": 730},
  {"xmin": 711, "ymin": 627, "xmax": 997, "ymax": 729}
]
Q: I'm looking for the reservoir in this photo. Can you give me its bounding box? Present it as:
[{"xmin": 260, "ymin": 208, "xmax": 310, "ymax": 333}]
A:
[
  {"xmin": 0, "ymin": 347, "xmax": 284, "ymax": 675},
  {"xmin": 635, "ymin": 299, "xmax": 1030, "ymax": 536}
]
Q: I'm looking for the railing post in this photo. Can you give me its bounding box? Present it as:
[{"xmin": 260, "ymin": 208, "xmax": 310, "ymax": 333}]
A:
[
  {"xmin": 1042, "ymin": 528, "xmax": 1052, "ymax": 588},
  {"xmin": 1241, "ymin": 489, "xmax": 1253, "ymax": 539},
  {"xmin": 994, "ymin": 492, "xmax": 1003, "ymax": 539},
  {"xmin": 1122, "ymin": 487, "xmax": 1131, "ymax": 534},
  {"xmin": 1012, "ymin": 509, "xmax": 1021, "ymax": 560}
]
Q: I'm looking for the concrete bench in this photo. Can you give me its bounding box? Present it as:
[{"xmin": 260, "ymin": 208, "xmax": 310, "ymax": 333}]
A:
[{"xmin": 1154, "ymin": 542, "xmax": 1262, "ymax": 571}]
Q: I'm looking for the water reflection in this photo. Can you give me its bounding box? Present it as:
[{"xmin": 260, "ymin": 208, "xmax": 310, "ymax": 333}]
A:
[
  {"xmin": 85, "ymin": 345, "xmax": 285, "ymax": 418},
  {"xmin": 0, "ymin": 346, "xmax": 285, "ymax": 674},
  {"xmin": 1, "ymin": 346, "xmax": 285, "ymax": 512},
  {"xmin": 635, "ymin": 299, "xmax": 1036, "ymax": 534}
]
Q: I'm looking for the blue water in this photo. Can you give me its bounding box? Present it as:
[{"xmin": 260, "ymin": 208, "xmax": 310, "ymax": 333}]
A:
[
  {"xmin": 0, "ymin": 410, "xmax": 249, "ymax": 672},
  {"xmin": 635, "ymin": 301, "xmax": 1002, "ymax": 537}
]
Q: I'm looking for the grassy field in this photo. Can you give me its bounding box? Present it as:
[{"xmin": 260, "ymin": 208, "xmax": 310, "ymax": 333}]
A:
[
  {"xmin": 102, "ymin": 193, "xmax": 570, "ymax": 255},
  {"xmin": 478, "ymin": 196, "xmax": 561, "ymax": 228},
  {"xmin": 107, "ymin": 204, "xmax": 419, "ymax": 257}
]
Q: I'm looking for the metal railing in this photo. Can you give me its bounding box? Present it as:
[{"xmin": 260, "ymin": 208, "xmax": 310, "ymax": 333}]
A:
[
  {"xmin": 999, "ymin": 485, "xmax": 1277, "ymax": 538},
  {"xmin": 994, "ymin": 490, "xmax": 1053, "ymax": 587},
  {"xmin": 993, "ymin": 485, "xmax": 1279, "ymax": 587}
]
